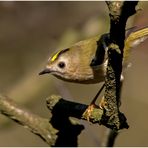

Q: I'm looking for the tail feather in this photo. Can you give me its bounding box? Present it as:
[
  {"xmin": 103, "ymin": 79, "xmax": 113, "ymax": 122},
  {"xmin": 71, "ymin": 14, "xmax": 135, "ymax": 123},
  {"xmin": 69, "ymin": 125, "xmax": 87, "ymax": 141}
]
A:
[{"xmin": 124, "ymin": 26, "xmax": 148, "ymax": 62}]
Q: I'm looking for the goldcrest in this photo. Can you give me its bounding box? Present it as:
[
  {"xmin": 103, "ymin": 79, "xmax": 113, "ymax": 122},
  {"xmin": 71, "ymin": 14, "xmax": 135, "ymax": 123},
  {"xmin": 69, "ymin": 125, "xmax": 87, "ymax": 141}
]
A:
[{"xmin": 39, "ymin": 27, "xmax": 148, "ymax": 84}]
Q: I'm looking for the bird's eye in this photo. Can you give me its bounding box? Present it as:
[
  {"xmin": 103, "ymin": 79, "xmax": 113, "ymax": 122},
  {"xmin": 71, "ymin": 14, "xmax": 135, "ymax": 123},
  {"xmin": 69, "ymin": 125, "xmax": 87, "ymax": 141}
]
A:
[{"xmin": 58, "ymin": 61, "xmax": 65, "ymax": 68}]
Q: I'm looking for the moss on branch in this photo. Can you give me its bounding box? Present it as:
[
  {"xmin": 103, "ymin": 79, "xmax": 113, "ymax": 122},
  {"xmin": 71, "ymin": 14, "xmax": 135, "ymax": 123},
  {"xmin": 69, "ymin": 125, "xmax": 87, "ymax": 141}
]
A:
[{"xmin": 99, "ymin": 1, "xmax": 138, "ymax": 130}]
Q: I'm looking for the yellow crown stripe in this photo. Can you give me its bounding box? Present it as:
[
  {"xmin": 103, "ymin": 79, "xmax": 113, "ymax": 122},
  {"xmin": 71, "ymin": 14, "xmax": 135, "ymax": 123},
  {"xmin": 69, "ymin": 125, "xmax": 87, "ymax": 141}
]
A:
[
  {"xmin": 51, "ymin": 50, "xmax": 61, "ymax": 62},
  {"xmin": 50, "ymin": 48, "xmax": 69, "ymax": 62}
]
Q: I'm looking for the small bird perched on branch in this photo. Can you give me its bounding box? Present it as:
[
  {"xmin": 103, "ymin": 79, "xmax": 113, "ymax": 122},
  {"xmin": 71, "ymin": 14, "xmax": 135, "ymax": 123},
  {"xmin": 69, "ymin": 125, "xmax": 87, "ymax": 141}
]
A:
[
  {"xmin": 39, "ymin": 26, "xmax": 148, "ymax": 83},
  {"xmin": 39, "ymin": 26, "xmax": 148, "ymax": 115}
]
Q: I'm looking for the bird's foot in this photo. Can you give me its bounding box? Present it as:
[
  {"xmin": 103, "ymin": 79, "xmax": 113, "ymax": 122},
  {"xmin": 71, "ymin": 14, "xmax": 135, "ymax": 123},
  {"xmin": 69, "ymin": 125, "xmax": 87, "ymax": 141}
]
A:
[{"xmin": 82, "ymin": 104, "xmax": 98, "ymax": 121}]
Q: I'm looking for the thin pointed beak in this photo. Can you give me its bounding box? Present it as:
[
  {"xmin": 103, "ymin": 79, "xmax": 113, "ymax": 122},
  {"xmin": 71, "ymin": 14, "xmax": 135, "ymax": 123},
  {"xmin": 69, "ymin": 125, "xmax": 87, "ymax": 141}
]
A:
[{"xmin": 39, "ymin": 68, "xmax": 51, "ymax": 75}]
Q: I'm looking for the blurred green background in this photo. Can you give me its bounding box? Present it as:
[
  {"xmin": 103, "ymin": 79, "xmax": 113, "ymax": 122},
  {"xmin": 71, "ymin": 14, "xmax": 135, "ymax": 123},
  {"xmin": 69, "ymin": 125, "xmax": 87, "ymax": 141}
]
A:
[{"xmin": 0, "ymin": 1, "xmax": 148, "ymax": 146}]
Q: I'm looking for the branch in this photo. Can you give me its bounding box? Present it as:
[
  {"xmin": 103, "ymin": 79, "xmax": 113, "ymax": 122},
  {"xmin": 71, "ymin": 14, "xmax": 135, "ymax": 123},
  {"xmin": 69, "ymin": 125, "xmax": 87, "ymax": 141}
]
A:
[
  {"xmin": 0, "ymin": 94, "xmax": 84, "ymax": 146},
  {"xmin": 0, "ymin": 94, "xmax": 57, "ymax": 146},
  {"xmin": 100, "ymin": 1, "xmax": 138, "ymax": 146},
  {"xmin": 101, "ymin": 128, "xmax": 118, "ymax": 147},
  {"xmin": 46, "ymin": 95, "xmax": 127, "ymax": 129},
  {"xmin": 101, "ymin": 1, "xmax": 138, "ymax": 130}
]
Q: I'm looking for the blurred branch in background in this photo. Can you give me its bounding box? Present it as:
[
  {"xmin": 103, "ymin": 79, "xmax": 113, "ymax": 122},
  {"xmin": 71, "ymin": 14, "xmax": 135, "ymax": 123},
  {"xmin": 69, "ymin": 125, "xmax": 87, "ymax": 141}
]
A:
[
  {"xmin": 0, "ymin": 94, "xmax": 57, "ymax": 146},
  {"xmin": 0, "ymin": 94, "xmax": 85, "ymax": 146}
]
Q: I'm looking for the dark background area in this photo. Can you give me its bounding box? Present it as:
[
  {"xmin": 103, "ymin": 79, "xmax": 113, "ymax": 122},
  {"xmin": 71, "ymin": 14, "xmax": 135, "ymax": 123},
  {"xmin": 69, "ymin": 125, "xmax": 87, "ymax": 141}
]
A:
[{"xmin": 0, "ymin": 1, "xmax": 148, "ymax": 146}]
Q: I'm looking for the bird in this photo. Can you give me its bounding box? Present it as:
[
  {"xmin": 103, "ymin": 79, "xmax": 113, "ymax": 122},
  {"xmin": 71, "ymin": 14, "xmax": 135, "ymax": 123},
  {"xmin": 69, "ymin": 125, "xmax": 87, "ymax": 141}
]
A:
[
  {"xmin": 39, "ymin": 26, "xmax": 148, "ymax": 118},
  {"xmin": 39, "ymin": 26, "xmax": 148, "ymax": 84}
]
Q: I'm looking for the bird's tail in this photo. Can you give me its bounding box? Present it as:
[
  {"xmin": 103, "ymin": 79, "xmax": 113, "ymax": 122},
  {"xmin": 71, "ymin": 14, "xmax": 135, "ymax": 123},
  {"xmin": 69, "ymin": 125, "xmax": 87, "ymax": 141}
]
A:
[{"xmin": 124, "ymin": 26, "xmax": 148, "ymax": 62}]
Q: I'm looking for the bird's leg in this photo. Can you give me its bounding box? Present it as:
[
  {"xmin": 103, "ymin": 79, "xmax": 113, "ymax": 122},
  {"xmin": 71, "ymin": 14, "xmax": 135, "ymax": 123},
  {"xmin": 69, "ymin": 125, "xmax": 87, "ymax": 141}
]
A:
[
  {"xmin": 82, "ymin": 74, "xmax": 124, "ymax": 120},
  {"xmin": 82, "ymin": 83, "xmax": 105, "ymax": 120},
  {"xmin": 84, "ymin": 33, "xmax": 109, "ymax": 119},
  {"xmin": 90, "ymin": 83, "xmax": 105, "ymax": 105}
]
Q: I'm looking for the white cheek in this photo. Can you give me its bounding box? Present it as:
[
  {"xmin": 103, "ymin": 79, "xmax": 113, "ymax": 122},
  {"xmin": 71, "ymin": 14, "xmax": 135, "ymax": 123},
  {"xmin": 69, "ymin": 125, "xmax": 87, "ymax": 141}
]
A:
[
  {"xmin": 59, "ymin": 56, "xmax": 68, "ymax": 63},
  {"xmin": 46, "ymin": 65, "xmax": 51, "ymax": 69}
]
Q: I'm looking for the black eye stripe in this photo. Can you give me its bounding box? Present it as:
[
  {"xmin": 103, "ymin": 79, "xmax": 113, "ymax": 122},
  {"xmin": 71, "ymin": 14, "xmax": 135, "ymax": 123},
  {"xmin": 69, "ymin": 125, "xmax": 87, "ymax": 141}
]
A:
[{"xmin": 58, "ymin": 62, "xmax": 65, "ymax": 68}]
